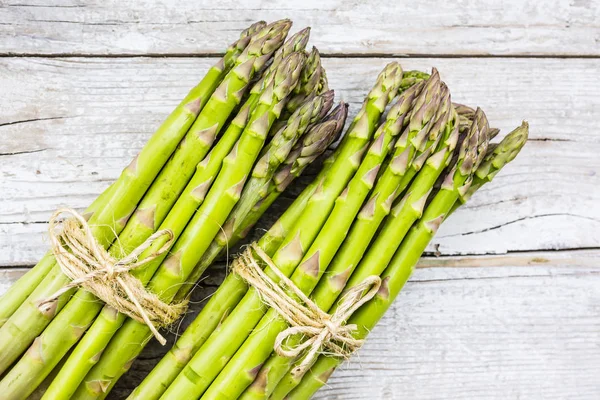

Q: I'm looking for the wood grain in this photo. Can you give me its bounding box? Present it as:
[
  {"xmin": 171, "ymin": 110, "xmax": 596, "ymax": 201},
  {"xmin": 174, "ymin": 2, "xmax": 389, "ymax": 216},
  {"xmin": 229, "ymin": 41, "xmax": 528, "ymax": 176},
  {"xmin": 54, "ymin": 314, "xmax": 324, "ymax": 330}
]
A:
[
  {"xmin": 1, "ymin": 6, "xmax": 598, "ymax": 397},
  {"xmin": 4, "ymin": 251, "xmax": 597, "ymax": 399},
  {"xmin": 0, "ymin": 0, "xmax": 598, "ymax": 56},
  {"xmin": 312, "ymin": 260, "xmax": 600, "ymax": 400},
  {"xmin": 1, "ymin": 56, "xmax": 598, "ymax": 265}
]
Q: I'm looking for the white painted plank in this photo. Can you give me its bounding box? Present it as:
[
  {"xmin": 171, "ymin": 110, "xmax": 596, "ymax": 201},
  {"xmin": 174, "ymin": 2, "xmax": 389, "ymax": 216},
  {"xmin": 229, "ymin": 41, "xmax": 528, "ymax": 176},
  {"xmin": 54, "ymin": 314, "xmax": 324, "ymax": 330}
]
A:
[
  {"xmin": 313, "ymin": 262, "xmax": 600, "ymax": 400},
  {"xmin": 3, "ymin": 251, "xmax": 597, "ymax": 399},
  {"xmin": 0, "ymin": 0, "xmax": 598, "ymax": 56},
  {"xmin": 1, "ymin": 57, "xmax": 598, "ymax": 264}
]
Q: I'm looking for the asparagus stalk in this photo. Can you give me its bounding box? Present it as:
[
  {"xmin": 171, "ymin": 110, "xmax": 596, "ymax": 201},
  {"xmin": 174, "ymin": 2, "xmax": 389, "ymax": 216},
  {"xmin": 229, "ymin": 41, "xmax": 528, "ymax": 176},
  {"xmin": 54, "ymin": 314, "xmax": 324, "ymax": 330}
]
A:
[
  {"xmin": 0, "ymin": 23, "xmax": 267, "ymax": 332},
  {"xmin": 0, "ymin": 25, "xmax": 270, "ymax": 377},
  {"xmin": 229, "ymin": 91, "xmax": 333, "ymax": 240},
  {"xmin": 128, "ymin": 103, "xmax": 345, "ymax": 400},
  {"xmin": 66, "ymin": 53, "xmax": 305, "ymax": 400},
  {"xmin": 257, "ymin": 102, "xmax": 348, "ymax": 257},
  {"xmin": 284, "ymin": 111, "xmax": 493, "ymax": 399},
  {"xmin": 0, "ymin": 21, "xmax": 291, "ymax": 399},
  {"xmin": 160, "ymin": 62, "xmax": 403, "ymax": 399},
  {"xmin": 216, "ymin": 92, "xmax": 334, "ymax": 248}
]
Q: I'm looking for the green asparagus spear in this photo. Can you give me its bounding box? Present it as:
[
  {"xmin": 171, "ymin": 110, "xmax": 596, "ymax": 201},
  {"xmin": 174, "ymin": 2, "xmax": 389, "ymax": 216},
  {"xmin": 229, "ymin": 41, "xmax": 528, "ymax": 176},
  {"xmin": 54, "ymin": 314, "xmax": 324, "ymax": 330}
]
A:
[
  {"xmin": 257, "ymin": 102, "xmax": 348, "ymax": 256},
  {"xmin": 67, "ymin": 52, "xmax": 305, "ymax": 400},
  {"xmin": 228, "ymin": 92, "xmax": 333, "ymax": 241},
  {"xmin": 217, "ymin": 92, "xmax": 333, "ymax": 247},
  {"xmin": 281, "ymin": 109, "xmax": 491, "ymax": 399},
  {"xmin": 160, "ymin": 62, "xmax": 403, "ymax": 399}
]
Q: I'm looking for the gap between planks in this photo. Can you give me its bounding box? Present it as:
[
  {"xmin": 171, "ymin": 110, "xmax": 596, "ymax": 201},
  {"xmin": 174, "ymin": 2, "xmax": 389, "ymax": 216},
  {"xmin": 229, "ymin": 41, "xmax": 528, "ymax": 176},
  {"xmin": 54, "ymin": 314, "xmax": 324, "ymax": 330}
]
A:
[
  {"xmin": 0, "ymin": 53, "xmax": 599, "ymax": 59},
  {"xmin": 1, "ymin": 249, "xmax": 598, "ymax": 271}
]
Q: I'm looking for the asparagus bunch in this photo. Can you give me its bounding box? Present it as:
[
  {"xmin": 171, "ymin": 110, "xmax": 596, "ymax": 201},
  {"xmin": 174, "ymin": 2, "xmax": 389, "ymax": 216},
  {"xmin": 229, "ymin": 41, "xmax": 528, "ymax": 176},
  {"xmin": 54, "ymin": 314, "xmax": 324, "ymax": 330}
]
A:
[
  {"xmin": 201, "ymin": 71, "xmax": 453, "ymax": 400},
  {"xmin": 0, "ymin": 19, "xmax": 529, "ymax": 400},
  {"xmin": 242, "ymin": 78, "xmax": 457, "ymax": 400},
  {"xmin": 62, "ymin": 52, "xmax": 326, "ymax": 400},
  {"xmin": 267, "ymin": 105, "xmax": 479, "ymax": 399},
  {"xmin": 0, "ymin": 20, "xmax": 293, "ymax": 399},
  {"xmin": 279, "ymin": 119, "xmax": 528, "ymax": 400},
  {"xmin": 0, "ymin": 20, "xmax": 267, "ymax": 330}
]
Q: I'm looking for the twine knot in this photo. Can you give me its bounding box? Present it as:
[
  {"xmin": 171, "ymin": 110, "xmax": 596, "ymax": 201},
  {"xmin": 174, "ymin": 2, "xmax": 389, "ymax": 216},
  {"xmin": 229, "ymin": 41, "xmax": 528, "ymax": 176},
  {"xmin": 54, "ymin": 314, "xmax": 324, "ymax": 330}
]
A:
[
  {"xmin": 233, "ymin": 243, "xmax": 381, "ymax": 377},
  {"xmin": 40, "ymin": 208, "xmax": 186, "ymax": 345}
]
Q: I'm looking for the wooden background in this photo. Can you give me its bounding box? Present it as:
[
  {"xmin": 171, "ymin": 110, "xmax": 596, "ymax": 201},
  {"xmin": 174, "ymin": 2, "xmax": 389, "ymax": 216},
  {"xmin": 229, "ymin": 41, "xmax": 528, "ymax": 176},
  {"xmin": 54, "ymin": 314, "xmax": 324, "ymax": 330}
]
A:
[{"xmin": 1, "ymin": 1, "xmax": 599, "ymax": 398}]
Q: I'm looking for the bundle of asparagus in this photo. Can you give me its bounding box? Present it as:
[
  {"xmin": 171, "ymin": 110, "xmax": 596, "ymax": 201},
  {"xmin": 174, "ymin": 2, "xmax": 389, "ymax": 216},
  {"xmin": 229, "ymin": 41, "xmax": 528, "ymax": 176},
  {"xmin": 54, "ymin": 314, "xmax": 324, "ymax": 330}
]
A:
[
  {"xmin": 0, "ymin": 20, "xmax": 347, "ymax": 399},
  {"xmin": 131, "ymin": 67, "xmax": 527, "ymax": 400},
  {"xmin": 275, "ymin": 121, "xmax": 529, "ymax": 400},
  {"xmin": 0, "ymin": 17, "xmax": 528, "ymax": 400}
]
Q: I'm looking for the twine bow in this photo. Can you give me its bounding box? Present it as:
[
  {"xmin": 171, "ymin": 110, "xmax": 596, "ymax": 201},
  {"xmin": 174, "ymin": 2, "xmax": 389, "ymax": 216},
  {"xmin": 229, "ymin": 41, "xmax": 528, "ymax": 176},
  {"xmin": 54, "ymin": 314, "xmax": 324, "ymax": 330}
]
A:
[
  {"xmin": 40, "ymin": 208, "xmax": 185, "ymax": 344},
  {"xmin": 233, "ymin": 243, "xmax": 381, "ymax": 377}
]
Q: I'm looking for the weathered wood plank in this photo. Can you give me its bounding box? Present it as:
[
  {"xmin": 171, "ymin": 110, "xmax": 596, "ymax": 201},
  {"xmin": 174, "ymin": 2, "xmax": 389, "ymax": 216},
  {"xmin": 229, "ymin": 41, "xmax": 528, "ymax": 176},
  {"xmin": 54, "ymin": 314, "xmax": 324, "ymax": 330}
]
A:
[
  {"xmin": 1, "ymin": 57, "xmax": 598, "ymax": 264},
  {"xmin": 0, "ymin": 0, "xmax": 598, "ymax": 56},
  {"xmin": 312, "ymin": 265, "xmax": 600, "ymax": 400},
  {"xmin": 4, "ymin": 251, "xmax": 597, "ymax": 399}
]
